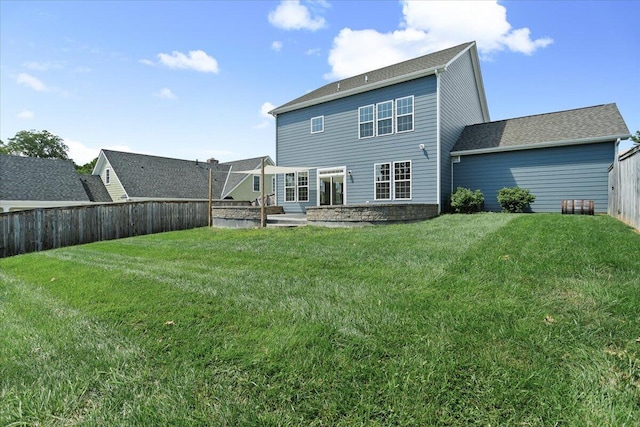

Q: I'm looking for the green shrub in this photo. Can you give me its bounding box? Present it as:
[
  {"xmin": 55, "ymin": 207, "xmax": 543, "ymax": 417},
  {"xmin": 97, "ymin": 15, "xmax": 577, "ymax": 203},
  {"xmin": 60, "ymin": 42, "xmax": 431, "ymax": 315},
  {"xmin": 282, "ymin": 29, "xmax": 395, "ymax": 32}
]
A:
[
  {"xmin": 450, "ymin": 187, "xmax": 484, "ymax": 213},
  {"xmin": 497, "ymin": 186, "xmax": 536, "ymax": 213}
]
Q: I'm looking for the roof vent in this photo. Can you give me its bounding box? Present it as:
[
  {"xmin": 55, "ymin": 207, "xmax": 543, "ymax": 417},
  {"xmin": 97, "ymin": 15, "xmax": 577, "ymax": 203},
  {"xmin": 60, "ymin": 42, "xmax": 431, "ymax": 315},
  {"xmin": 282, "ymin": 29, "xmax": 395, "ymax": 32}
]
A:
[
  {"xmin": 365, "ymin": 75, "xmax": 368, "ymax": 83},
  {"xmin": 195, "ymin": 159, "xmax": 199, "ymax": 166}
]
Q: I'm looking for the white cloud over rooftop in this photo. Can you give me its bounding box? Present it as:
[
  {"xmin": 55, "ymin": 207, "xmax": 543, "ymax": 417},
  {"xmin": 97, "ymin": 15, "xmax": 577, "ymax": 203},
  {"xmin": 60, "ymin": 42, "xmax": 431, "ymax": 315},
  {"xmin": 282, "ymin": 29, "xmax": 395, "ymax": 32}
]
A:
[{"xmin": 325, "ymin": 0, "xmax": 553, "ymax": 80}]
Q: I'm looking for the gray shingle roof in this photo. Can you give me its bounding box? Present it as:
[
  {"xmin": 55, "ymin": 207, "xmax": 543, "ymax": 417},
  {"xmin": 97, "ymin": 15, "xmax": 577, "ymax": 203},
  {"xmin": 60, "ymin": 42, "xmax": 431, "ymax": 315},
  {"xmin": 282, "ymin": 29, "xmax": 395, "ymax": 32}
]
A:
[
  {"xmin": 80, "ymin": 175, "xmax": 112, "ymax": 202},
  {"xmin": 452, "ymin": 104, "xmax": 630, "ymax": 153},
  {"xmin": 0, "ymin": 155, "xmax": 90, "ymax": 201},
  {"xmin": 100, "ymin": 150, "xmax": 271, "ymax": 199},
  {"xmin": 271, "ymin": 42, "xmax": 475, "ymax": 114}
]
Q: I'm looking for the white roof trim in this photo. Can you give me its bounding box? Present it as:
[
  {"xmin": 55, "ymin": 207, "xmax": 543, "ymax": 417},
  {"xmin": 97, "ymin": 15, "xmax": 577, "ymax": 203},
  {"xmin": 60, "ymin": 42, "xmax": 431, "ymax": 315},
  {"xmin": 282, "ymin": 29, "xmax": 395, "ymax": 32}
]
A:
[
  {"xmin": 450, "ymin": 134, "xmax": 630, "ymax": 156},
  {"xmin": 270, "ymin": 65, "xmax": 446, "ymax": 115}
]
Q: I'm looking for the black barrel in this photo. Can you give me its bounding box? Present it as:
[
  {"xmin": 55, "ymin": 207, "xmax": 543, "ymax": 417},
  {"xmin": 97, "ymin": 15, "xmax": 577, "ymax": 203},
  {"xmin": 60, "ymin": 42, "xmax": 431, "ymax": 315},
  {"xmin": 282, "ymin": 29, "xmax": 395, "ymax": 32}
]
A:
[{"xmin": 561, "ymin": 199, "xmax": 594, "ymax": 215}]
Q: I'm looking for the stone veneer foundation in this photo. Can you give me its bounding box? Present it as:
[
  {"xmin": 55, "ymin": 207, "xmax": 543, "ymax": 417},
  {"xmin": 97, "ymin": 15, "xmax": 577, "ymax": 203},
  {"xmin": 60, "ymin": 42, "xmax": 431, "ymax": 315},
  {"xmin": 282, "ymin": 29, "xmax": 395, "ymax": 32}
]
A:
[{"xmin": 306, "ymin": 204, "xmax": 438, "ymax": 227}]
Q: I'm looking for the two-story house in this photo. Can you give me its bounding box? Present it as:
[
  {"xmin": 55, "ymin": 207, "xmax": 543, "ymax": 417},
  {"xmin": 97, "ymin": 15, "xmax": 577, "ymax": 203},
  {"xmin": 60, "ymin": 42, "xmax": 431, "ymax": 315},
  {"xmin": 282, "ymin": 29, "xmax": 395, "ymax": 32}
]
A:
[
  {"xmin": 270, "ymin": 41, "xmax": 488, "ymax": 215},
  {"xmin": 269, "ymin": 41, "xmax": 629, "ymax": 216}
]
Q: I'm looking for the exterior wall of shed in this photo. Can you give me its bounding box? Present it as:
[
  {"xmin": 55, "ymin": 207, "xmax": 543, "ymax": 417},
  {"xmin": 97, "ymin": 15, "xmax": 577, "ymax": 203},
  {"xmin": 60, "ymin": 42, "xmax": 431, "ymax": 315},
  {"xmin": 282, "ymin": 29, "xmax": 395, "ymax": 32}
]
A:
[
  {"xmin": 94, "ymin": 157, "xmax": 128, "ymax": 202},
  {"xmin": 275, "ymin": 76, "xmax": 438, "ymax": 213},
  {"xmin": 438, "ymin": 50, "xmax": 486, "ymax": 210},
  {"xmin": 452, "ymin": 142, "xmax": 615, "ymax": 212}
]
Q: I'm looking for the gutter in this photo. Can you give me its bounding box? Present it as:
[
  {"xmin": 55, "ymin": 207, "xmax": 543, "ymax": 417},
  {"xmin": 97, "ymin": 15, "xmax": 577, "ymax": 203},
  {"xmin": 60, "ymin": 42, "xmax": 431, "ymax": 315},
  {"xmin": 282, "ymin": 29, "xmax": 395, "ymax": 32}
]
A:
[{"xmin": 450, "ymin": 134, "xmax": 631, "ymax": 157}]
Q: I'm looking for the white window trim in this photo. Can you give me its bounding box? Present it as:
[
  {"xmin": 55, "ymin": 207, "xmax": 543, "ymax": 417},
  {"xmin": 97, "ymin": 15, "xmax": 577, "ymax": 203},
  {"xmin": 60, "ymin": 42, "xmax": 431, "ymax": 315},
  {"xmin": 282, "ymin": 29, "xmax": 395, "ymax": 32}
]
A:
[
  {"xmin": 253, "ymin": 175, "xmax": 260, "ymax": 192},
  {"xmin": 105, "ymin": 168, "xmax": 111, "ymax": 185},
  {"xmin": 284, "ymin": 172, "xmax": 296, "ymax": 202},
  {"xmin": 297, "ymin": 171, "xmax": 309, "ymax": 202},
  {"xmin": 373, "ymin": 162, "xmax": 391, "ymax": 201},
  {"xmin": 358, "ymin": 105, "xmax": 375, "ymax": 139},
  {"xmin": 376, "ymin": 100, "xmax": 394, "ymax": 137},
  {"xmin": 393, "ymin": 160, "xmax": 412, "ymax": 200},
  {"xmin": 316, "ymin": 166, "xmax": 347, "ymax": 206},
  {"xmin": 283, "ymin": 171, "xmax": 310, "ymax": 203},
  {"xmin": 395, "ymin": 95, "xmax": 414, "ymax": 134},
  {"xmin": 310, "ymin": 116, "xmax": 324, "ymax": 134}
]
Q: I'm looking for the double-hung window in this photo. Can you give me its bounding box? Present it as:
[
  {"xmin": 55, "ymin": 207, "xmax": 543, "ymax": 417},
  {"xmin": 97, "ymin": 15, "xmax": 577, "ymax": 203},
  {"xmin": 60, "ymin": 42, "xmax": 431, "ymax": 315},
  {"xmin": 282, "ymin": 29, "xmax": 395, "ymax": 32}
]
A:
[
  {"xmin": 284, "ymin": 171, "xmax": 309, "ymax": 202},
  {"xmin": 394, "ymin": 161, "xmax": 412, "ymax": 199},
  {"xmin": 396, "ymin": 96, "xmax": 414, "ymax": 133},
  {"xmin": 311, "ymin": 116, "xmax": 324, "ymax": 134},
  {"xmin": 373, "ymin": 161, "xmax": 412, "ymax": 200},
  {"xmin": 297, "ymin": 171, "xmax": 309, "ymax": 202},
  {"xmin": 285, "ymin": 173, "xmax": 296, "ymax": 202},
  {"xmin": 376, "ymin": 101, "xmax": 393, "ymax": 136},
  {"xmin": 359, "ymin": 105, "xmax": 374, "ymax": 138},
  {"xmin": 105, "ymin": 168, "xmax": 111, "ymax": 185},
  {"xmin": 253, "ymin": 175, "xmax": 260, "ymax": 192},
  {"xmin": 374, "ymin": 163, "xmax": 391, "ymax": 200}
]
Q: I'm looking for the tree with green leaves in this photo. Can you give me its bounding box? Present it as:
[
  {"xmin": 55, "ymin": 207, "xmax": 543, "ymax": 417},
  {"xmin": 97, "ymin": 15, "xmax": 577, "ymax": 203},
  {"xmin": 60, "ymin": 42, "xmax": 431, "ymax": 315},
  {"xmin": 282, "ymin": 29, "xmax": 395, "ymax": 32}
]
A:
[
  {"xmin": 5, "ymin": 129, "xmax": 69, "ymax": 159},
  {"xmin": 631, "ymin": 130, "xmax": 640, "ymax": 145},
  {"xmin": 0, "ymin": 140, "xmax": 8, "ymax": 155},
  {"xmin": 75, "ymin": 157, "xmax": 98, "ymax": 174}
]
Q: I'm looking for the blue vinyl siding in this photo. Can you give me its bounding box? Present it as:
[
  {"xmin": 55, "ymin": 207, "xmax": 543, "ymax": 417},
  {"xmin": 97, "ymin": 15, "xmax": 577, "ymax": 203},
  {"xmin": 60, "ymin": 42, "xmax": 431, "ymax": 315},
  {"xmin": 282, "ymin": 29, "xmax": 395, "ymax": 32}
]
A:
[
  {"xmin": 439, "ymin": 50, "xmax": 486, "ymax": 209},
  {"xmin": 276, "ymin": 76, "xmax": 438, "ymax": 212},
  {"xmin": 452, "ymin": 142, "xmax": 615, "ymax": 212}
]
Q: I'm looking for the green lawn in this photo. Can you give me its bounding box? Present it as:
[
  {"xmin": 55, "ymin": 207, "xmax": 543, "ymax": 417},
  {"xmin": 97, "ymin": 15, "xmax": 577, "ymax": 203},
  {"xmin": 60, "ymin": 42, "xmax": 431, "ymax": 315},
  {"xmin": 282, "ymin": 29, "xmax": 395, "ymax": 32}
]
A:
[{"xmin": 1, "ymin": 214, "xmax": 639, "ymax": 426}]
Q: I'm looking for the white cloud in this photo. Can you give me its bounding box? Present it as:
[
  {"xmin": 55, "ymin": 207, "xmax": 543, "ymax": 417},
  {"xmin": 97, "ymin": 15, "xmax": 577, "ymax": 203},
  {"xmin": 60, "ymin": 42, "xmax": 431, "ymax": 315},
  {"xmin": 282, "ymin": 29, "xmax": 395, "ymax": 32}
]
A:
[
  {"xmin": 23, "ymin": 61, "xmax": 65, "ymax": 71},
  {"xmin": 268, "ymin": 0, "xmax": 327, "ymax": 31},
  {"xmin": 254, "ymin": 102, "xmax": 276, "ymax": 129},
  {"xmin": 260, "ymin": 102, "xmax": 276, "ymax": 119},
  {"xmin": 153, "ymin": 88, "xmax": 177, "ymax": 100},
  {"xmin": 271, "ymin": 41, "xmax": 283, "ymax": 52},
  {"xmin": 17, "ymin": 109, "xmax": 34, "ymax": 119},
  {"xmin": 65, "ymin": 138, "xmax": 100, "ymax": 165},
  {"xmin": 139, "ymin": 59, "xmax": 155, "ymax": 66},
  {"xmin": 324, "ymin": 0, "xmax": 553, "ymax": 80},
  {"xmin": 306, "ymin": 48, "xmax": 322, "ymax": 56},
  {"xmin": 16, "ymin": 73, "xmax": 48, "ymax": 91},
  {"xmin": 156, "ymin": 50, "xmax": 219, "ymax": 73}
]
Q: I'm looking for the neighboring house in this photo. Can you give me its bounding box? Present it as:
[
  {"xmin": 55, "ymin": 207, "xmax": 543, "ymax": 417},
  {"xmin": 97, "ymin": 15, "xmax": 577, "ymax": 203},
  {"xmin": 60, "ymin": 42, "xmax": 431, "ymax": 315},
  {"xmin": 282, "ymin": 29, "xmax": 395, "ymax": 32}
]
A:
[
  {"xmin": 452, "ymin": 104, "xmax": 630, "ymax": 212},
  {"xmin": 0, "ymin": 154, "xmax": 111, "ymax": 213},
  {"xmin": 269, "ymin": 41, "xmax": 630, "ymax": 214},
  {"xmin": 92, "ymin": 149, "xmax": 274, "ymax": 202}
]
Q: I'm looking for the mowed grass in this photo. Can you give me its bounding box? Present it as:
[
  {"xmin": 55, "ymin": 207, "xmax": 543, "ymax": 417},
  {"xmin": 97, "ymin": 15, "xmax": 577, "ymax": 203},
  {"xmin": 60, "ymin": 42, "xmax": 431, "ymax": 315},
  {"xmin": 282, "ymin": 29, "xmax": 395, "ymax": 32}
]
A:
[{"xmin": 1, "ymin": 213, "xmax": 639, "ymax": 426}]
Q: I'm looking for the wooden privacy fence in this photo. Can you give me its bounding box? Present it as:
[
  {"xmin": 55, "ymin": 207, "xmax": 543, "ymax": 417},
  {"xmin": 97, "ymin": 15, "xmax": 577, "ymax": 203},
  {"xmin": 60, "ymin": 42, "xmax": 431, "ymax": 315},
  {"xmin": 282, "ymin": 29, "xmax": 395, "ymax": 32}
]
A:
[
  {"xmin": 0, "ymin": 200, "xmax": 209, "ymax": 258},
  {"xmin": 608, "ymin": 146, "xmax": 640, "ymax": 231}
]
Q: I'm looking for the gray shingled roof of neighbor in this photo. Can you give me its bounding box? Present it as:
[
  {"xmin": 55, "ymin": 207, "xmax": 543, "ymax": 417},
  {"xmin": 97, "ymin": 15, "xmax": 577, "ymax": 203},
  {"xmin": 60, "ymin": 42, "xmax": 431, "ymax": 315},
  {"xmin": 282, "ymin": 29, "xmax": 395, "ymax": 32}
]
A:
[
  {"xmin": 100, "ymin": 150, "xmax": 271, "ymax": 199},
  {"xmin": 79, "ymin": 175, "xmax": 112, "ymax": 202},
  {"xmin": 271, "ymin": 41, "xmax": 477, "ymax": 115},
  {"xmin": 451, "ymin": 104, "xmax": 631, "ymax": 154},
  {"xmin": 0, "ymin": 155, "xmax": 90, "ymax": 202}
]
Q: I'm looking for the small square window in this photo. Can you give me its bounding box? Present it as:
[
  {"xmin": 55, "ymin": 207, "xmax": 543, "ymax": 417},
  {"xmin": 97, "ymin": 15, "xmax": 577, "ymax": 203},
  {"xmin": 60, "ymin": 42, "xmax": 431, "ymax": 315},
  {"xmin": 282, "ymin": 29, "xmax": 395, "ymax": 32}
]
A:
[{"xmin": 311, "ymin": 116, "xmax": 324, "ymax": 134}]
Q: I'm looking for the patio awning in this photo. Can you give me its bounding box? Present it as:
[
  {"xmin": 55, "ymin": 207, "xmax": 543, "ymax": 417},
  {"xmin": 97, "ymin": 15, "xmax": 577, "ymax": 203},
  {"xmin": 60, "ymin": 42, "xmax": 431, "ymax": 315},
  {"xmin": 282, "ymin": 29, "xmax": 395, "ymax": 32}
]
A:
[{"xmin": 230, "ymin": 165, "xmax": 315, "ymax": 175}]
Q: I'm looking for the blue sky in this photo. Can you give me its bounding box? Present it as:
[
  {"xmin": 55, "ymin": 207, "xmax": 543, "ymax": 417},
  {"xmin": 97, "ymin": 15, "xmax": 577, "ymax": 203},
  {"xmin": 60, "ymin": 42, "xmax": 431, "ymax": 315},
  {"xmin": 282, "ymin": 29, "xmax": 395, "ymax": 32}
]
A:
[{"xmin": 1, "ymin": 0, "xmax": 638, "ymax": 165}]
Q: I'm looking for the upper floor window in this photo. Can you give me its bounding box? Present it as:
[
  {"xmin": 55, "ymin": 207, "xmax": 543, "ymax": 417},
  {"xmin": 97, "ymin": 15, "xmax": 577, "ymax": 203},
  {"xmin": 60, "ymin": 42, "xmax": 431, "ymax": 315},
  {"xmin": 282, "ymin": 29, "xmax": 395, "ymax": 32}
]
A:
[
  {"xmin": 396, "ymin": 96, "xmax": 414, "ymax": 133},
  {"xmin": 253, "ymin": 175, "xmax": 260, "ymax": 192},
  {"xmin": 105, "ymin": 168, "xmax": 111, "ymax": 185},
  {"xmin": 359, "ymin": 105, "xmax": 374, "ymax": 139},
  {"xmin": 376, "ymin": 101, "xmax": 393, "ymax": 136},
  {"xmin": 311, "ymin": 116, "xmax": 324, "ymax": 134}
]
